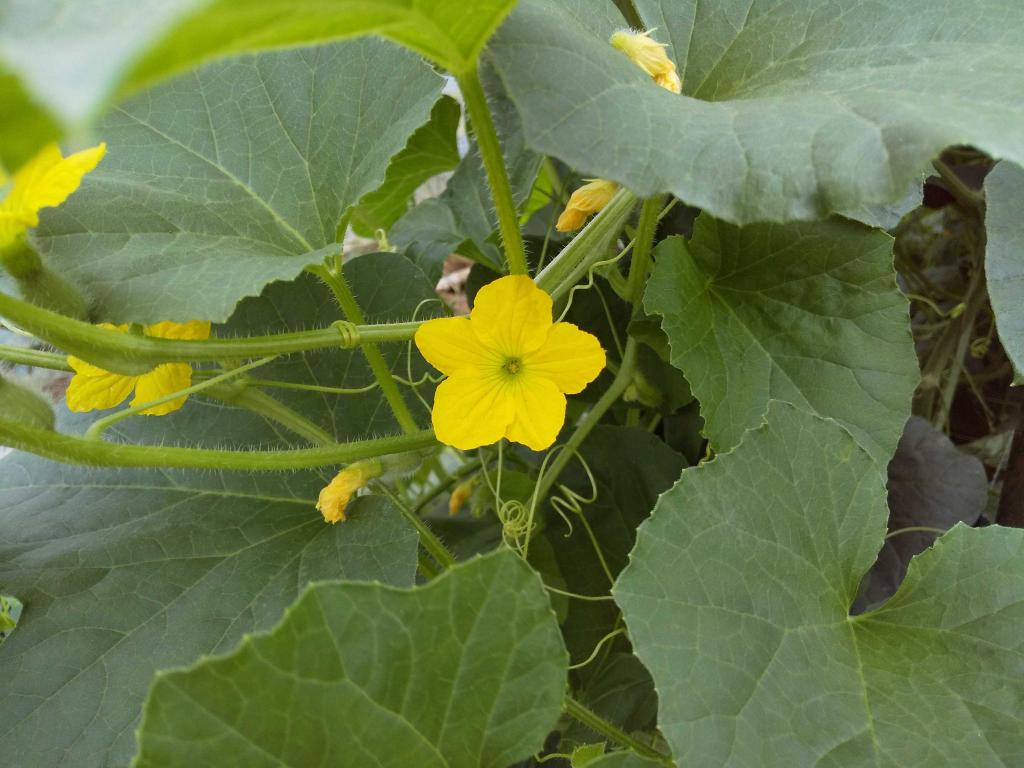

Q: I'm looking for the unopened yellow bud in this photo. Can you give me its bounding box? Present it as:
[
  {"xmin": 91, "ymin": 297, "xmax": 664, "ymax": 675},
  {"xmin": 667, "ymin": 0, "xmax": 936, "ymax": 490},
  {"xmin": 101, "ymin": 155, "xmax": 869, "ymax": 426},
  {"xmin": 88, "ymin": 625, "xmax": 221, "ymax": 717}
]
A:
[
  {"xmin": 610, "ymin": 29, "xmax": 682, "ymax": 93},
  {"xmin": 316, "ymin": 460, "xmax": 382, "ymax": 524},
  {"xmin": 448, "ymin": 476, "xmax": 477, "ymax": 516},
  {"xmin": 556, "ymin": 179, "xmax": 619, "ymax": 232}
]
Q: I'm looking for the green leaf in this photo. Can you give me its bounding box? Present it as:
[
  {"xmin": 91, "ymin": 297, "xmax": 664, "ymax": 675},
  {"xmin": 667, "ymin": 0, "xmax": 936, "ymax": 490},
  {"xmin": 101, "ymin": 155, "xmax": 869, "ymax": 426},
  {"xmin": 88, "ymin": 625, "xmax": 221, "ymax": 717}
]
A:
[
  {"xmin": 0, "ymin": 407, "xmax": 419, "ymax": 767},
  {"xmin": 615, "ymin": 402, "xmax": 1024, "ymax": 766},
  {"xmin": 135, "ymin": 551, "xmax": 567, "ymax": 767},
  {"xmin": 546, "ymin": 425, "xmax": 685, "ymax": 662},
  {"xmin": 32, "ymin": 41, "xmax": 441, "ymax": 324},
  {"xmin": 984, "ymin": 161, "xmax": 1024, "ymax": 380},
  {"xmin": 0, "ymin": 0, "xmax": 516, "ymax": 157},
  {"xmin": 350, "ymin": 95, "xmax": 462, "ymax": 237},
  {"xmin": 644, "ymin": 215, "xmax": 918, "ymax": 463},
  {"xmin": 488, "ymin": 0, "xmax": 1024, "ymax": 224},
  {"xmin": 585, "ymin": 755, "xmax": 666, "ymax": 768}
]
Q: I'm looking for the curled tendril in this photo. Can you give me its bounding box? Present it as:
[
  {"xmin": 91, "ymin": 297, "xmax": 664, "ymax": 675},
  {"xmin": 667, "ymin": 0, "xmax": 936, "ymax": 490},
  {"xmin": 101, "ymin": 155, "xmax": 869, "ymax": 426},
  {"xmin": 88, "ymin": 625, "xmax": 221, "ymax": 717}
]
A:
[
  {"xmin": 404, "ymin": 297, "xmax": 445, "ymax": 413},
  {"xmin": 330, "ymin": 319, "xmax": 359, "ymax": 347}
]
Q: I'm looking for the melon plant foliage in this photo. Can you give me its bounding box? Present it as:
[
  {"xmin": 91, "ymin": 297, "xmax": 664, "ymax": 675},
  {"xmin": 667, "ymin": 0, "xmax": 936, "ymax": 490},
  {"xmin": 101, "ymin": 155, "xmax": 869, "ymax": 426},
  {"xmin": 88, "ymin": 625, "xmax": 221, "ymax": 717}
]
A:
[{"xmin": 1, "ymin": 1, "xmax": 1023, "ymax": 766}]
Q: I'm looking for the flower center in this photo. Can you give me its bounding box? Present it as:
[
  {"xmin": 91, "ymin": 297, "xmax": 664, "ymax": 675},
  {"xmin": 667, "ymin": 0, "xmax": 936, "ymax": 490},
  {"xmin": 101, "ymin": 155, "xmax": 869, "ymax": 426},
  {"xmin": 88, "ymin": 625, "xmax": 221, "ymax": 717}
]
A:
[{"xmin": 502, "ymin": 357, "xmax": 523, "ymax": 376}]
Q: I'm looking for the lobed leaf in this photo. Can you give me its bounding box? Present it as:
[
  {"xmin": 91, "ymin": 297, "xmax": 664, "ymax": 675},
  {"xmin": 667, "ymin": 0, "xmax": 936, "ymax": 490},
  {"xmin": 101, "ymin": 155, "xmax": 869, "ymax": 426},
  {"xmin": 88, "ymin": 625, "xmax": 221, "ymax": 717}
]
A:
[
  {"xmin": 487, "ymin": 0, "xmax": 1024, "ymax": 224},
  {"xmin": 32, "ymin": 41, "xmax": 441, "ymax": 324},
  {"xmin": 615, "ymin": 402, "xmax": 1024, "ymax": 766},
  {"xmin": 644, "ymin": 215, "xmax": 918, "ymax": 463},
  {"xmin": 134, "ymin": 551, "xmax": 567, "ymax": 767}
]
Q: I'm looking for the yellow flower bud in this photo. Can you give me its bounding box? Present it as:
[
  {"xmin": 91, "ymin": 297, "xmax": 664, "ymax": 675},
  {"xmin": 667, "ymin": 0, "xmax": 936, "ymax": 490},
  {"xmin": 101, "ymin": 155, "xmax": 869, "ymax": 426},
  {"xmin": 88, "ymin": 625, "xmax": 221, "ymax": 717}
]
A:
[
  {"xmin": 610, "ymin": 29, "xmax": 682, "ymax": 94},
  {"xmin": 316, "ymin": 460, "xmax": 382, "ymax": 524},
  {"xmin": 556, "ymin": 179, "xmax": 619, "ymax": 233},
  {"xmin": 448, "ymin": 476, "xmax": 477, "ymax": 516}
]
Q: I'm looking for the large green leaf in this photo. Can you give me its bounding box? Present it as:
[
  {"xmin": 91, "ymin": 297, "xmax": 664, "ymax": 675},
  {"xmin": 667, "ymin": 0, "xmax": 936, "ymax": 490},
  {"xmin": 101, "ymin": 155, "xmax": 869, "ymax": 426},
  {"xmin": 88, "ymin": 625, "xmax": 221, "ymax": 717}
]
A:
[
  {"xmin": 615, "ymin": 402, "xmax": 1024, "ymax": 766},
  {"xmin": 135, "ymin": 551, "xmax": 567, "ymax": 767},
  {"xmin": 0, "ymin": 0, "xmax": 515, "ymax": 157},
  {"xmin": 644, "ymin": 216, "xmax": 918, "ymax": 463},
  {"xmin": 487, "ymin": 0, "xmax": 1024, "ymax": 224},
  {"xmin": 32, "ymin": 41, "xmax": 441, "ymax": 324},
  {"xmin": 0, "ymin": 409, "xmax": 419, "ymax": 768},
  {"xmin": 984, "ymin": 161, "xmax": 1024, "ymax": 380}
]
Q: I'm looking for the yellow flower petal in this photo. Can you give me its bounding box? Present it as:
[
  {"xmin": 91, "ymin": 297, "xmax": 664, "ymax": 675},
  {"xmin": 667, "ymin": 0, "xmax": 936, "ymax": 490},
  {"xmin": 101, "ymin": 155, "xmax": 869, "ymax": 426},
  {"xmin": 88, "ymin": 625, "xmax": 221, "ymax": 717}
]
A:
[
  {"xmin": 131, "ymin": 363, "xmax": 193, "ymax": 416},
  {"xmin": 1, "ymin": 143, "xmax": 106, "ymax": 224},
  {"xmin": 556, "ymin": 179, "xmax": 619, "ymax": 233},
  {"xmin": 654, "ymin": 69, "xmax": 682, "ymax": 94},
  {"xmin": 145, "ymin": 319, "xmax": 212, "ymax": 341},
  {"xmin": 414, "ymin": 316, "xmax": 497, "ymax": 377},
  {"xmin": 610, "ymin": 30, "xmax": 676, "ymax": 78},
  {"xmin": 504, "ymin": 374, "xmax": 566, "ymax": 451},
  {"xmin": 525, "ymin": 322, "xmax": 606, "ymax": 394},
  {"xmin": 65, "ymin": 368, "xmax": 137, "ymax": 412},
  {"xmin": 431, "ymin": 373, "xmax": 514, "ymax": 450},
  {"xmin": 316, "ymin": 461, "xmax": 381, "ymax": 523},
  {"xmin": 470, "ymin": 275, "xmax": 552, "ymax": 358}
]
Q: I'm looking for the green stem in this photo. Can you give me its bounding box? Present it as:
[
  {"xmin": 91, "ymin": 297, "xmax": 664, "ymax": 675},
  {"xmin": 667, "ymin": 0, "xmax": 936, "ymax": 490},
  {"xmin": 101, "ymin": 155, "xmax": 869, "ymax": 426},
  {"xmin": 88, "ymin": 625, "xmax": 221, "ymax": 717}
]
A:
[
  {"xmin": 536, "ymin": 189, "xmax": 637, "ymax": 299},
  {"xmin": 885, "ymin": 525, "xmax": 947, "ymax": 540},
  {"xmin": 536, "ymin": 337, "xmax": 638, "ymax": 504},
  {"xmin": 0, "ymin": 291, "xmax": 420, "ymax": 375},
  {"xmin": 457, "ymin": 68, "xmax": 528, "ymax": 276},
  {"xmin": 0, "ymin": 343, "xmax": 72, "ymax": 371},
  {"xmin": 626, "ymin": 196, "xmax": 664, "ymax": 312},
  {"xmin": 309, "ymin": 264, "xmax": 419, "ymax": 434},
  {"xmin": 83, "ymin": 356, "xmax": 277, "ymax": 439},
  {"xmin": 204, "ymin": 383, "xmax": 335, "ymax": 446},
  {"xmin": 377, "ymin": 483, "xmax": 456, "ymax": 571},
  {"xmin": 932, "ymin": 159, "xmax": 984, "ymax": 211},
  {"xmin": 0, "ymin": 416, "xmax": 436, "ymax": 470},
  {"xmin": 562, "ymin": 695, "xmax": 672, "ymax": 765}
]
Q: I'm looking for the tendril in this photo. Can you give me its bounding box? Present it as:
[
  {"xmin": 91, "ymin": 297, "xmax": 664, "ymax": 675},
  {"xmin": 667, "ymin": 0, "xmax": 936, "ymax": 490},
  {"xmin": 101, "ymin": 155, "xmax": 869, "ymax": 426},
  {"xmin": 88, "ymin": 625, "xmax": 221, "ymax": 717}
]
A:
[{"xmin": 405, "ymin": 297, "xmax": 444, "ymax": 413}]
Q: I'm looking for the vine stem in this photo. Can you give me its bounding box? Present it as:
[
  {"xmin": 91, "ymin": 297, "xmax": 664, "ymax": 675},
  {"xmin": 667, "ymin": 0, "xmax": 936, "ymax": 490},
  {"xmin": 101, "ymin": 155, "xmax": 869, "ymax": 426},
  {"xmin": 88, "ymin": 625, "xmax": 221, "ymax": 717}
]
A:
[
  {"xmin": 0, "ymin": 290, "xmax": 420, "ymax": 375},
  {"xmin": 204, "ymin": 383, "xmax": 335, "ymax": 446},
  {"xmin": 0, "ymin": 343, "xmax": 72, "ymax": 371},
  {"xmin": 457, "ymin": 68, "xmax": 529, "ymax": 276},
  {"xmin": 308, "ymin": 263, "xmax": 419, "ymax": 434},
  {"xmin": 562, "ymin": 695, "xmax": 673, "ymax": 765},
  {"xmin": 0, "ymin": 417, "xmax": 436, "ymax": 470},
  {"xmin": 626, "ymin": 196, "xmax": 665, "ymax": 312}
]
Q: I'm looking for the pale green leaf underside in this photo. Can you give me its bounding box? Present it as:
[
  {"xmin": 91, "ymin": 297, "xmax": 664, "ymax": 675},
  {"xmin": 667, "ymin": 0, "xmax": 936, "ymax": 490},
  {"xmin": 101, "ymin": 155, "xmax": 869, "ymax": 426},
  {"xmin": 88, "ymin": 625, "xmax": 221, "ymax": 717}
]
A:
[
  {"xmin": 0, "ymin": 408, "xmax": 418, "ymax": 768},
  {"xmin": 488, "ymin": 0, "xmax": 1024, "ymax": 224},
  {"xmin": 984, "ymin": 161, "xmax": 1024, "ymax": 380},
  {"xmin": 615, "ymin": 402, "xmax": 1024, "ymax": 766},
  {"xmin": 0, "ymin": 0, "xmax": 515, "ymax": 150},
  {"xmin": 135, "ymin": 551, "xmax": 567, "ymax": 768},
  {"xmin": 32, "ymin": 40, "xmax": 441, "ymax": 324},
  {"xmin": 644, "ymin": 216, "xmax": 918, "ymax": 463}
]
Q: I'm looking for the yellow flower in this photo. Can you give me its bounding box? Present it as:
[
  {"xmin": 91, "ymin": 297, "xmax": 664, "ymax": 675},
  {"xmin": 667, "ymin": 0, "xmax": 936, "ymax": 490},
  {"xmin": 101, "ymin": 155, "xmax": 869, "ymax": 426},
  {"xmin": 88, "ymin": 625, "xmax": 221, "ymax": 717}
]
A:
[
  {"xmin": 0, "ymin": 143, "xmax": 106, "ymax": 248},
  {"xmin": 66, "ymin": 320, "xmax": 211, "ymax": 415},
  {"xmin": 556, "ymin": 179, "xmax": 620, "ymax": 233},
  {"xmin": 317, "ymin": 460, "xmax": 382, "ymax": 523},
  {"xmin": 415, "ymin": 275, "xmax": 606, "ymax": 451},
  {"xmin": 610, "ymin": 29, "xmax": 679, "ymax": 82}
]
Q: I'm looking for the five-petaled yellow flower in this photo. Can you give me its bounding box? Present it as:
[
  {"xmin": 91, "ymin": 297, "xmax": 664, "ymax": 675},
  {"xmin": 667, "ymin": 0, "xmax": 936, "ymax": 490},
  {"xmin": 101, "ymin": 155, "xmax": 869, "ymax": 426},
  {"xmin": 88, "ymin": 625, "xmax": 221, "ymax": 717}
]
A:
[
  {"xmin": 415, "ymin": 276, "xmax": 605, "ymax": 451},
  {"xmin": 610, "ymin": 29, "xmax": 682, "ymax": 93},
  {"xmin": 556, "ymin": 179, "xmax": 620, "ymax": 233},
  {"xmin": 0, "ymin": 143, "xmax": 106, "ymax": 248},
  {"xmin": 317, "ymin": 460, "xmax": 381, "ymax": 523},
  {"xmin": 66, "ymin": 320, "xmax": 211, "ymax": 415}
]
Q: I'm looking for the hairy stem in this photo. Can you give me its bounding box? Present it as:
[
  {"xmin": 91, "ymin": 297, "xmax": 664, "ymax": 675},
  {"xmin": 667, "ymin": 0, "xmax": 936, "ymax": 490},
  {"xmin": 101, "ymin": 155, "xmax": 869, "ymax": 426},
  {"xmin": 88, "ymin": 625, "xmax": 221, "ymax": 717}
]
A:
[
  {"xmin": 457, "ymin": 68, "xmax": 529, "ymax": 276},
  {"xmin": 0, "ymin": 291, "xmax": 420, "ymax": 375},
  {"xmin": 0, "ymin": 417, "xmax": 436, "ymax": 471},
  {"xmin": 308, "ymin": 264, "xmax": 419, "ymax": 434},
  {"xmin": 626, "ymin": 195, "xmax": 664, "ymax": 312},
  {"xmin": 0, "ymin": 343, "xmax": 72, "ymax": 371}
]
